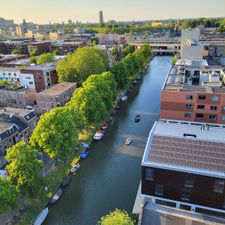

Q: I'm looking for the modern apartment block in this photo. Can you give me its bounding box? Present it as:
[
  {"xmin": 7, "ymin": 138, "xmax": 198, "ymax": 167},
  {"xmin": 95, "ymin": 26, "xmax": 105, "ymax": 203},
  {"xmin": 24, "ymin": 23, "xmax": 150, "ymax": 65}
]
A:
[
  {"xmin": 36, "ymin": 82, "xmax": 76, "ymax": 112},
  {"xmin": 160, "ymin": 59, "xmax": 225, "ymax": 124},
  {"xmin": 0, "ymin": 67, "xmax": 20, "ymax": 82},
  {"xmin": 142, "ymin": 120, "xmax": 225, "ymax": 215},
  {"xmin": 20, "ymin": 63, "xmax": 58, "ymax": 92},
  {"xmin": 27, "ymin": 41, "xmax": 51, "ymax": 55}
]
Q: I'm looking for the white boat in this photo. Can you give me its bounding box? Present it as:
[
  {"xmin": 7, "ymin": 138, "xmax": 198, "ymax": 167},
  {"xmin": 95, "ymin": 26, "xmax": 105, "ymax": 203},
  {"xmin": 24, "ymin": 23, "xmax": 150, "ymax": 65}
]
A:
[
  {"xmin": 70, "ymin": 163, "xmax": 80, "ymax": 173},
  {"xmin": 120, "ymin": 95, "xmax": 128, "ymax": 101},
  {"xmin": 33, "ymin": 207, "xmax": 49, "ymax": 225},
  {"xmin": 125, "ymin": 138, "xmax": 132, "ymax": 145},
  {"xmin": 94, "ymin": 130, "xmax": 104, "ymax": 141}
]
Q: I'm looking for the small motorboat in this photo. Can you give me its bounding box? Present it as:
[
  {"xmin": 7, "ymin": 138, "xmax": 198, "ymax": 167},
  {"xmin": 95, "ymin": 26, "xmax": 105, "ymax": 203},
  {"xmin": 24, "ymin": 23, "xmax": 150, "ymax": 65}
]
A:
[
  {"xmin": 61, "ymin": 175, "xmax": 72, "ymax": 187},
  {"xmin": 120, "ymin": 95, "xmax": 128, "ymax": 102},
  {"xmin": 101, "ymin": 122, "xmax": 108, "ymax": 130},
  {"xmin": 80, "ymin": 142, "xmax": 90, "ymax": 149},
  {"xmin": 33, "ymin": 207, "xmax": 49, "ymax": 225},
  {"xmin": 70, "ymin": 163, "xmax": 80, "ymax": 173},
  {"xmin": 93, "ymin": 130, "xmax": 105, "ymax": 141},
  {"xmin": 133, "ymin": 80, "xmax": 138, "ymax": 85},
  {"xmin": 80, "ymin": 151, "xmax": 89, "ymax": 159},
  {"xmin": 49, "ymin": 188, "xmax": 63, "ymax": 204},
  {"xmin": 135, "ymin": 114, "xmax": 141, "ymax": 123},
  {"xmin": 125, "ymin": 138, "xmax": 132, "ymax": 145}
]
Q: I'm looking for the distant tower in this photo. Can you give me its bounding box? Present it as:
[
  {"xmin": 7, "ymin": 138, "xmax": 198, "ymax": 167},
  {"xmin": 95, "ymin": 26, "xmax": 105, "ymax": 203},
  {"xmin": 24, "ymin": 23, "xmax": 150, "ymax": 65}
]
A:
[
  {"xmin": 99, "ymin": 10, "xmax": 104, "ymax": 26},
  {"xmin": 22, "ymin": 19, "xmax": 28, "ymax": 33}
]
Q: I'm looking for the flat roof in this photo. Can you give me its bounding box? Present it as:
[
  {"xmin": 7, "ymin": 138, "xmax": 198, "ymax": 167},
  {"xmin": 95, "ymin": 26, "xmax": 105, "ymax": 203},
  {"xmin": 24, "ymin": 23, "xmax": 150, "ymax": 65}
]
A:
[
  {"xmin": 23, "ymin": 63, "xmax": 55, "ymax": 71},
  {"xmin": 0, "ymin": 122, "xmax": 12, "ymax": 133},
  {"xmin": 142, "ymin": 120, "xmax": 225, "ymax": 179},
  {"xmin": 0, "ymin": 66, "xmax": 20, "ymax": 72},
  {"xmin": 38, "ymin": 82, "xmax": 76, "ymax": 96},
  {"xmin": 0, "ymin": 107, "xmax": 35, "ymax": 117}
]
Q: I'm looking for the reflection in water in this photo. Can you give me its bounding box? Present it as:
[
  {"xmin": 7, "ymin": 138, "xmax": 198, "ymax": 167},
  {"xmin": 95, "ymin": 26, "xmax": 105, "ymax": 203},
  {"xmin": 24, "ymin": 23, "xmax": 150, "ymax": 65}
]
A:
[{"xmin": 44, "ymin": 56, "xmax": 172, "ymax": 225}]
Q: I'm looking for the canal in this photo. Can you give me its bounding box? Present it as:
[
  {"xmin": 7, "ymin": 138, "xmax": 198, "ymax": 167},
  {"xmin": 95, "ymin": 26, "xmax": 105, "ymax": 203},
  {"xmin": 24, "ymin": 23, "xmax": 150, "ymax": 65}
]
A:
[{"xmin": 44, "ymin": 56, "xmax": 172, "ymax": 225}]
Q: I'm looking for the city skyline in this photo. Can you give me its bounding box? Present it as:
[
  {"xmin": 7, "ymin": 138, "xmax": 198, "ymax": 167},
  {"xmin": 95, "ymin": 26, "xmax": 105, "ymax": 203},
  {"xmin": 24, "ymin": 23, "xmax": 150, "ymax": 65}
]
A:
[{"xmin": 1, "ymin": 0, "xmax": 225, "ymax": 24}]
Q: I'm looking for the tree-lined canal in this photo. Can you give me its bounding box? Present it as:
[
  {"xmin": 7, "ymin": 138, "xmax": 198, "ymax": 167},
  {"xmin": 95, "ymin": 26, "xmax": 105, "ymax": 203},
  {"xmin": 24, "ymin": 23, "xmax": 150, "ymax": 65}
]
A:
[{"xmin": 44, "ymin": 56, "xmax": 172, "ymax": 225}]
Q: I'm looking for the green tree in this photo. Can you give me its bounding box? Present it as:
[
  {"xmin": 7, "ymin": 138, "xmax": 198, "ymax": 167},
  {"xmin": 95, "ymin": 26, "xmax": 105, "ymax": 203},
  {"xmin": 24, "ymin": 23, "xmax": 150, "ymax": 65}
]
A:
[
  {"xmin": 83, "ymin": 73, "xmax": 114, "ymax": 112},
  {"xmin": 98, "ymin": 209, "xmax": 134, "ymax": 225},
  {"xmin": 30, "ymin": 107, "xmax": 79, "ymax": 162},
  {"xmin": 68, "ymin": 86, "xmax": 107, "ymax": 125},
  {"xmin": 140, "ymin": 44, "xmax": 152, "ymax": 62},
  {"xmin": 36, "ymin": 53, "xmax": 54, "ymax": 64},
  {"xmin": 123, "ymin": 53, "xmax": 140, "ymax": 79},
  {"xmin": 30, "ymin": 56, "xmax": 37, "ymax": 64},
  {"xmin": 122, "ymin": 45, "xmax": 135, "ymax": 57},
  {"xmin": 11, "ymin": 49, "xmax": 21, "ymax": 55},
  {"xmin": 111, "ymin": 61, "xmax": 129, "ymax": 89},
  {"xmin": 6, "ymin": 142, "xmax": 43, "ymax": 191},
  {"xmin": 181, "ymin": 20, "xmax": 192, "ymax": 29},
  {"xmin": 112, "ymin": 47, "xmax": 120, "ymax": 61},
  {"xmin": 56, "ymin": 47, "xmax": 108, "ymax": 83},
  {"xmin": 172, "ymin": 55, "xmax": 179, "ymax": 65},
  {"xmin": 0, "ymin": 178, "xmax": 19, "ymax": 214},
  {"xmin": 30, "ymin": 49, "xmax": 37, "ymax": 57}
]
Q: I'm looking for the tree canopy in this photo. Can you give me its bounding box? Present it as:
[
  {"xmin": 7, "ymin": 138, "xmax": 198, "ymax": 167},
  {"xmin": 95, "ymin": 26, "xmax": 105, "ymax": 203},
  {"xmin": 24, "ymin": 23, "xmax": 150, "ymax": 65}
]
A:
[
  {"xmin": 68, "ymin": 86, "xmax": 107, "ymax": 125},
  {"xmin": 6, "ymin": 142, "xmax": 43, "ymax": 191},
  {"xmin": 36, "ymin": 52, "xmax": 54, "ymax": 64},
  {"xmin": 98, "ymin": 209, "xmax": 134, "ymax": 225},
  {"xmin": 30, "ymin": 107, "xmax": 79, "ymax": 161},
  {"xmin": 11, "ymin": 49, "xmax": 21, "ymax": 55},
  {"xmin": 56, "ymin": 47, "xmax": 108, "ymax": 84},
  {"xmin": 0, "ymin": 178, "xmax": 19, "ymax": 214},
  {"xmin": 122, "ymin": 45, "xmax": 135, "ymax": 57}
]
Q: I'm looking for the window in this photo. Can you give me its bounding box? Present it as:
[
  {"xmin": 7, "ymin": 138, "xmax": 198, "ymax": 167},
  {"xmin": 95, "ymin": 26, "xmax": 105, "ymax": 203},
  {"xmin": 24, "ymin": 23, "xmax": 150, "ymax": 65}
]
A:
[
  {"xmin": 211, "ymin": 96, "xmax": 219, "ymax": 102},
  {"xmin": 198, "ymin": 95, "xmax": 206, "ymax": 101},
  {"xmin": 222, "ymin": 116, "xmax": 225, "ymax": 121},
  {"xmin": 145, "ymin": 168, "xmax": 154, "ymax": 181},
  {"xmin": 14, "ymin": 73, "xmax": 16, "ymax": 76},
  {"xmin": 213, "ymin": 180, "xmax": 224, "ymax": 193},
  {"xmin": 181, "ymin": 193, "xmax": 190, "ymax": 202},
  {"xmin": 196, "ymin": 113, "xmax": 204, "ymax": 118},
  {"xmin": 184, "ymin": 174, "xmax": 194, "ymax": 188},
  {"xmin": 210, "ymin": 106, "xmax": 217, "ymax": 111},
  {"xmin": 155, "ymin": 184, "xmax": 163, "ymax": 196},
  {"xmin": 223, "ymin": 106, "xmax": 225, "ymax": 111},
  {"xmin": 197, "ymin": 105, "xmax": 205, "ymax": 109},
  {"xmin": 184, "ymin": 113, "xmax": 192, "ymax": 118},
  {"xmin": 185, "ymin": 104, "xmax": 192, "ymax": 109},
  {"xmin": 186, "ymin": 95, "xmax": 193, "ymax": 100},
  {"xmin": 209, "ymin": 115, "xmax": 216, "ymax": 120},
  {"xmin": 29, "ymin": 82, "xmax": 33, "ymax": 85}
]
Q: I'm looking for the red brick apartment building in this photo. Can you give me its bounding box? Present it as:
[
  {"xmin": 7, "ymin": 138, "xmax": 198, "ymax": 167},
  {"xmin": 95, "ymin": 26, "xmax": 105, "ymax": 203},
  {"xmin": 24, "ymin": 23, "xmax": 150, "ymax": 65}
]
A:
[{"xmin": 160, "ymin": 59, "xmax": 225, "ymax": 124}]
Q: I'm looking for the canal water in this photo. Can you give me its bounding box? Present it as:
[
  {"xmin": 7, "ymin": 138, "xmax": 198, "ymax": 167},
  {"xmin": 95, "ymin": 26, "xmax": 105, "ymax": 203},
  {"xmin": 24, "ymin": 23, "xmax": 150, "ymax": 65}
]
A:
[{"xmin": 44, "ymin": 56, "xmax": 172, "ymax": 225}]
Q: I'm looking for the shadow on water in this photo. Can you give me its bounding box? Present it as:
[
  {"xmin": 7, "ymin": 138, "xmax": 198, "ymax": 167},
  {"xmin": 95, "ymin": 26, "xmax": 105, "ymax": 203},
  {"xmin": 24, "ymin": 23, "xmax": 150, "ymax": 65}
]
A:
[{"xmin": 44, "ymin": 56, "xmax": 172, "ymax": 225}]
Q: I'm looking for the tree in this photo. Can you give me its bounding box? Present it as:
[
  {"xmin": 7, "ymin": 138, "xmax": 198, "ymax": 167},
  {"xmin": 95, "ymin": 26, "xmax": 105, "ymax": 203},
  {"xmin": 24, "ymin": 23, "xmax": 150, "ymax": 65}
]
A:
[
  {"xmin": 111, "ymin": 61, "xmax": 129, "ymax": 89},
  {"xmin": 140, "ymin": 44, "xmax": 152, "ymax": 62},
  {"xmin": 122, "ymin": 45, "xmax": 135, "ymax": 57},
  {"xmin": 98, "ymin": 209, "xmax": 134, "ymax": 225},
  {"xmin": 83, "ymin": 73, "xmax": 114, "ymax": 112},
  {"xmin": 181, "ymin": 20, "xmax": 192, "ymax": 29},
  {"xmin": 30, "ymin": 56, "xmax": 37, "ymax": 64},
  {"xmin": 172, "ymin": 55, "xmax": 179, "ymax": 65},
  {"xmin": 68, "ymin": 86, "xmax": 107, "ymax": 125},
  {"xmin": 30, "ymin": 49, "xmax": 37, "ymax": 57},
  {"xmin": 11, "ymin": 49, "xmax": 21, "ymax": 55},
  {"xmin": 56, "ymin": 47, "xmax": 108, "ymax": 83},
  {"xmin": 6, "ymin": 142, "xmax": 43, "ymax": 191},
  {"xmin": 112, "ymin": 47, "xmax": 120, "ymax": 61},
  {"xmin": 30, "ymin": 107, "xmax": 79, "ymax": 162},
  {"xmin": 36, "ymin": 53, "xmax": 54, "ymax": 64},
  {"xmin": 123, "ymin": 53, "xmax": 140, "ymax": 79},
  {"xmin": 0, "ymin": 178, "xmax": 19, "ymax": 214}
]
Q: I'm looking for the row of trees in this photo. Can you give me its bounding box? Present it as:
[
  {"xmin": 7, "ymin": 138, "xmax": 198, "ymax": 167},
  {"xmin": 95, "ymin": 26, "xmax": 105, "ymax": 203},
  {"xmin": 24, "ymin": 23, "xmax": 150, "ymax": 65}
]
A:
[{"xmin": 0, "ymin": 44, "xmax": 152, "ymax": 214}]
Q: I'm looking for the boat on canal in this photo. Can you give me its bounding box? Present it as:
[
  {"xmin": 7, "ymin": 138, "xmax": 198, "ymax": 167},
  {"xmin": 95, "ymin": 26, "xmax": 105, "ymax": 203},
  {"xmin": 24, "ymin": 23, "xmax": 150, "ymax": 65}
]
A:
[
  {"xmin": 33, "ymin": 207, "xmax": 49, "ymax": 225},
  {"xmin": 135, "ymin": 114, "xmax": 141, "ymax": 123},
  {"xmin": 124, "ymin": 138, "xmax": 132, "ymax": 145},
  {"xmin": 61, "ymin": 175, "xmax": 72, "ymax": 187},
  {"xmin": 120, "ymin": 95, "xmax": 128, "ymax": 101},
  {"xmin": 49, "ymin": 188, "xmax": 63, "ymax": 204},
  {"xmin": 80, "ymin": 151, "xmax": 89, "ymax": 159},
  {"xmin": 70, "ymin": 163, "xmax": 80, "ymax": 173},
  {"xmin": 93, "ymin": 130, "xmax": 105, "ymax": 141}
]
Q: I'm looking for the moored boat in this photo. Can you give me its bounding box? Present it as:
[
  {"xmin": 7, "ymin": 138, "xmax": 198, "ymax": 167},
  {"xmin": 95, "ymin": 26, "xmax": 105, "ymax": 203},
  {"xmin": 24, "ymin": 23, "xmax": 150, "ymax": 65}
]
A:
[
  {"xmin": 33, "ymin": 207, "xmax": 49, "ymax": 225},
  {"xmin": 61, "ymin": 175, "xmax": 72, "ymax": 187},
  {"xmin": 70, "ymin": 163, "xmax": 80, "ymax": 173},
  {"xmin": 93, "ymin": 130, "xmax": 105, "ymax": 141},
  {"xmin": 120, "ymin": 95, "xmax": 128, "ymax": 101},
  {"xmin": 49, "ymin": 188, "xmax": 63, "ymax": 204}
]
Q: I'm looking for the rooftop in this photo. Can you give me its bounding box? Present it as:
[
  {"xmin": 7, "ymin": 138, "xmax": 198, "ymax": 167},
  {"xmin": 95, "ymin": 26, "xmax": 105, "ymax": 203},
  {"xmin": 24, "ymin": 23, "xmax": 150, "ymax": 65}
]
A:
[
  {"xmin": 0, "ymin": 66, "xmax": 20, "ymax": 72},
  {"xmin": 38, "ymin": 82, "xmax": 76, "ymax": 96},
  {"xmin": 21, "ymin": 63, "xmax": 56, "ymax": 71},
  {"xmin": 163, "ymin": 59, "xmax": 225, "ymax": 93},
  {"xmin": 142, "ymin": 120, "xmax": 225, "ymax": 179}
]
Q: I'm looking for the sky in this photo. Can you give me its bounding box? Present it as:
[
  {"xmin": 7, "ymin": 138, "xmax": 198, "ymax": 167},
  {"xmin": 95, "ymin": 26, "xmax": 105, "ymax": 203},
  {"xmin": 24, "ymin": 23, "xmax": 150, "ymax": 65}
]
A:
[{"xmin": 0, "ymin": 0, "xmax": 225, "ymax": 24}]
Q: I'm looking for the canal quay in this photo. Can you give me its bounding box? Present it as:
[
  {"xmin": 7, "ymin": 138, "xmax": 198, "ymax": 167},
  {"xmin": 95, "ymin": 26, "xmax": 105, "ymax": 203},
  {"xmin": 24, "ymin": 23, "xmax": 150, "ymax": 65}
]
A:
[{"xmin": 44, "ymin": 56, "xmax": 172, "ymax": 225}]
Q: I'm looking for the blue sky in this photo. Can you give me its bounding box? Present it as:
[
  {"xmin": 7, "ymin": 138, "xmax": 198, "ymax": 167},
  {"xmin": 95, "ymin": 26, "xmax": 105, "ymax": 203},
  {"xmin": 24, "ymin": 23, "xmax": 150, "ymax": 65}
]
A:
[{"xmin": 1, "ymin": 0, "xmax": 224, "ymax": 24}]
